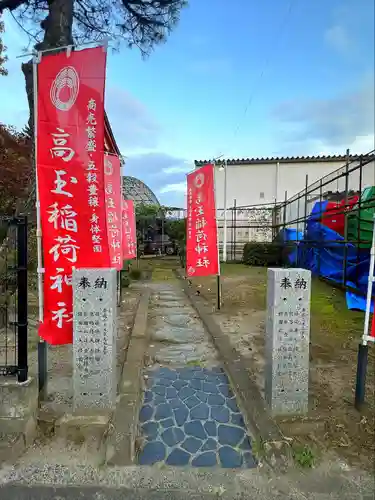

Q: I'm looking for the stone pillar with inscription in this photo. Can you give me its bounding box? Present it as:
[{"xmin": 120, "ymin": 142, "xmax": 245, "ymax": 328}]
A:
[
  {"xmin": 72, "ymin": 268, "xmax": 117, "ymax": 412},
  {"xmin": 265, "ymin": 268, "xmax": 311, "ymax": 416}
]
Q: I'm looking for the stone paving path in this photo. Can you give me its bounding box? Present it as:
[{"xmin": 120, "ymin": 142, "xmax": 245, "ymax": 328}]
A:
[{"xmin": 137, "ymin": 284, "xmax": 257, "ymax": 469}]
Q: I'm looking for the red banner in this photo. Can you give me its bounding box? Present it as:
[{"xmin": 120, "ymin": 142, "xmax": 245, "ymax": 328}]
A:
[
  {"xmin": 186, "ymin": 164, "xmax": 219, "ymax": 277},
  {"xmin": 104, "ymin": 154, "xmax": 122, "ymax": 270},
  {"xmin": 37, "ymin": 46, "xmax": 109, "ymax": 345},
  {"xmin": 122, "ymin": 199, "xmax": 137, "ymax": 260}
]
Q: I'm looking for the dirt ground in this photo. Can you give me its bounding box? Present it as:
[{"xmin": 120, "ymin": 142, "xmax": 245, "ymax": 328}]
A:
[{"xmin": 189, "ymin": 262, "xmax": 375, "ymax": 472}]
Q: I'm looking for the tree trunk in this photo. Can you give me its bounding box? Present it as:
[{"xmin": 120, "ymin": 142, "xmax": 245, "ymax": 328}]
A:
[{"xmin": 22, "ymin": 0, "xmax": 74, "ymax": 216}]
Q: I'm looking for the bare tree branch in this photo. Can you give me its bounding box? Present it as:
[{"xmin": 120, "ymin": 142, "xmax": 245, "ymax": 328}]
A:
[
  {"xmin": 0, "ymin": 0, "xmax": 187, "ymax": 215},
  {"xmin": 0, "ymin": 0, "xmax": 26, "ymax": 12}
]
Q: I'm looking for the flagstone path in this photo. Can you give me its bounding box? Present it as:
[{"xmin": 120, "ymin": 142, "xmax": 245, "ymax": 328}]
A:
[{"xmin": 137, "ymin": 284, "xmax": 258, "ymax": 469}]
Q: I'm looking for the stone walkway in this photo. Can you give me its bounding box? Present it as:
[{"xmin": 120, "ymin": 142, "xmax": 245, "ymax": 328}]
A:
[{"xmin": 137, "ymin": 284, "xmax": 257, "ymax": 468}]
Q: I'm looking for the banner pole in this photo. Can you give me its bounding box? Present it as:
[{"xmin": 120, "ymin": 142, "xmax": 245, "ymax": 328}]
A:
[
  {"xmin": 362, "ymin": 213, "xmax": 375, "ymax": 346},
  {"xmin": 213, "ymin": 161, "xmax": 221, "ymax": 310},
  {"xmin": 16, "ymin": 38, "xmax": 110, "ymax": 59},
  {"xmin": 355, "ymin": 214, "xmax": 375, "ymax": 410},
  {"xmin": 33, "ymin": 53, "xmax": 48, "ymax": 400}
]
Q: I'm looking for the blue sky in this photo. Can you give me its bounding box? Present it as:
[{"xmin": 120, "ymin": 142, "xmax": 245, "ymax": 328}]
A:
[{"xmin": 1, "ymin": 0, "xmax": 374, "ymax": 206}]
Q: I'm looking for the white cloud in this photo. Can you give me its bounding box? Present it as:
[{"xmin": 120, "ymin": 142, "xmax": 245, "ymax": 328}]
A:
[
  {"xmin": 272, "ymin": 75, "xmax": 375, "ymax": 154},
  {"xmin": 159, "ymin": 182, "xmax": 186, "ymax": 194},
  {"xmin": 162, "ymin": 163, "xmax": 190, "ymax": 175},
  {"xmin": 324, "ymin": 1, "xmax": 374, "ymax": 57},
  {"xmin": 123, "ymin": 152, "xmax": 189, "ymax": 207},
  {"xmin": 105, "ymin": 86, "xmax": 160, "ymax": 151},
  {"xmin": 305, "ymin": 134, "xmax": 374, "ymax": 157}
]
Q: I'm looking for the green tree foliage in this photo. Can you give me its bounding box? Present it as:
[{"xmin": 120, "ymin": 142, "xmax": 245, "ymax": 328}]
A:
[
  {"xmin": 135, "ymin": 203, "xmax": 186, "ymax": 246},
  {"xmin": 164, "ymin": 218, "xmax": 186, "ymax": 244},
  {"xmin": 0, "ymin": 0, "xmax": 187, "ymax": 56},
  {"xmin": 0, "ymin": 0, "xmax": 187, "ymax": 217},
  {"xmin": 0, "ymin": 124, "xmax": 32, "ymax": 215}
]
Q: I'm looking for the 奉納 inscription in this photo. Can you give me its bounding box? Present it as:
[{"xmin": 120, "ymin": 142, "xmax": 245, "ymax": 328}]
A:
[
  {"xmin": 265, "ymin": 268, "xmax": 311, "ymax": 416},
  {"xmin": 72, "ymin": 268, "xmax": 117, "ymax": 411}
]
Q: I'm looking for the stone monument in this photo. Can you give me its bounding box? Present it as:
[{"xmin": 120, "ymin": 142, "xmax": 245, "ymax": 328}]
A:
[
  {"xmin": 265, "ymin": 268, "xmax": 311, "ymax": 416},
  {"xmin": 72, "ymin": 268, "xmax": 117, "ymax": 412}
]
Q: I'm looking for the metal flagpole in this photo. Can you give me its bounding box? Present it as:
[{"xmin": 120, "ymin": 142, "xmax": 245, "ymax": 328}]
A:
[
  {"xmin": 33, "ymin": 52, "xmax": 47, "ymax": 400},
  {"xmin": 16, "ymin": 38, "xmax": 111, "ymax": 59},
  {"xmin": 355, "ymin": 213, "xmax": 375, "ymax": 410},
  {"xmin": 222, "ymin": 160, "xmax": 228, "ymax": 263},
  {"xmin": 213, "ymin": 161, "xmax": 221, "ymax": 310}
]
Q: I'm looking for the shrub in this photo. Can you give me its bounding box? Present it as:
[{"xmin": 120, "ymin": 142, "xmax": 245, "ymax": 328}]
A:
[
  {"xmin": 273, "ymin": 230, "xmax": 299, "ymax": 266},
  {"xmin": 243, "ymin": 242, "xmax": 283, "ymax": 267},
  {"xmin": 129, "ymin": 268, "xmax": 142, "ymax": 280}
]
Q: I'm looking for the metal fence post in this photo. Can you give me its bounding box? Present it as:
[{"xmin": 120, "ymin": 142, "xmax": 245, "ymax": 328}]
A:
[
  {"xmin": 231, "ymin": 206, "xmax": 234, "ymax": 261},
  {"xmin": 318, "ymin": 179, "xmax": 323, "ymax": 276},
  {"xmin": 233, "ymin": 199, "xmax": 237, "ymax": 261},
  {"xmin": 16, "ymin": 216, "xmax": 28, "ymax": 383},
  {"xmin": 343, "ymin": 149, "xmax": 350, "ymax": 287},
  {"xmin": 356, "ymin": 157, "xmax": 364, "ymax": 287}
]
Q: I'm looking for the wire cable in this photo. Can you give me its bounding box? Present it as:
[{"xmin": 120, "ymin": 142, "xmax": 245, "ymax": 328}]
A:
[{"xmin": 219, "ymin": 0, "xmax": 298, "ymax": 160}]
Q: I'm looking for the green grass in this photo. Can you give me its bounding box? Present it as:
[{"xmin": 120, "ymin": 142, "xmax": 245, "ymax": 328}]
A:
[
  {"xmin": 186, "ymin": 360, "xmax": 203, "ymax": 367},
  {"xmin": 219, "ymin": 263, "xmax": 365, "ymax": 342},
  {"xmin": 292, "ymin": 443, "xmax": 317, "ymax": 468},
  {"xmin": 220, "ymin": 262, "xmax": 250, "ymax": 275},
  {"xmin": 310, "ymin": 279, "xmax": 364, "ymax": 340},
  {"xmin": 145, "ymin": 258, "xmax": 366, "ymax": 344},
  {"xmin": 251, "ymin": 437, "xmax": 266, "ymax": 459}
]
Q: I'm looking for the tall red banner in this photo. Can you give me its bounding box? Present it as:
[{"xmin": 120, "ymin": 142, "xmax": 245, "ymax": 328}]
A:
[
  {"xmin": 186, "ymin": 164, "xmax": 219, "ymax": 277},
  {"xmin": 122, "ymin": 199, "xmax": 137, "ymax": 260},
  {"xmin": 37, "ymin": 47, "xmax": 109, "ymax": 345},
  {"xmin": 104, "ymin": 154, "xmax": 122, "ymax": 270}
]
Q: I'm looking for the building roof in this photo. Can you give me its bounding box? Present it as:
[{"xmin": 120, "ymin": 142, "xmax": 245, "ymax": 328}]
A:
[
  {"xmin": 122, "ymin": 176, "xmax": 160, "ymax": 205},
  {"xmin": 104, "ymin": 112, "xmax": 121, "ymax": 156},
  {"xmin": 194, "ymin": 152, "xmax": 375, "ymax": 167}
]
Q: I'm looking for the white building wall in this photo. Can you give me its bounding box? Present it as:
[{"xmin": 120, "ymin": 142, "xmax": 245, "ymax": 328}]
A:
[
  {"xmin": 211, "ymin": 157, "xmax": 375, "ymax": 258},
  {"xmin": 214, "ymin": 159, "xmax": 375, "ymax": 209}
]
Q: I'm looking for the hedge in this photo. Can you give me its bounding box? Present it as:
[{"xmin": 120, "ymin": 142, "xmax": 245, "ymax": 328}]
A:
[
  {"xmin": 243, "ymin": 241, "xmax": 299, "ymax": 267},
  {"xmin": 243, "ymin": 242, "xmax": 284, "ymax": 267}
]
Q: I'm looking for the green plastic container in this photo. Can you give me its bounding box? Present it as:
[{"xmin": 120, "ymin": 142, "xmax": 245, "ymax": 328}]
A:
[{"xmin": 347, "ymin": 186, "xmax": 375, "ymax": 248}]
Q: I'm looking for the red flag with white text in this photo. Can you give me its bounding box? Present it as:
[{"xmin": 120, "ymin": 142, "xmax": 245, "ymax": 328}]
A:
[
  {"xmin": 37, "ymin": 46, "xmax": 109, "ymax": 345},
  {"xmin": 104, "ymin": 154, "xmax": 122, "ymax": 270},
  {"xmin": 122, "ymin": 199, "xmax": 137, "ymax": 260},
  {"xmin": 186, "ymin": 163, "xmax": 219, "ymax": 277}
]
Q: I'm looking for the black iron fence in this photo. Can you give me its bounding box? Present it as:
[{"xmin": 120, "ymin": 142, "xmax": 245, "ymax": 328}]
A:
[
  {"xmin": 217, "ymin": 202, "xmax": 275, "ymax": 262},
  {"xmin": 275, "ymin": 151, "xmax": 375, "ymax": 297},
  {"xmin": 221, "ymin": 150, "xmax": 375, "ymax": 297},
  {"xmin": 0, "ymin": 216, "xmax": 28, "ymax": 381}
]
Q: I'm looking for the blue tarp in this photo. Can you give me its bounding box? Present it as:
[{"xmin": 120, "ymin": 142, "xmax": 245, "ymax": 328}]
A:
[
  {"xmin": 309, "ymin": 200, "xmax": 328, "ymax": 222},
  {"xmin": 280, "ymin": 201, "xmax": 373, "ymax": 312},
  {"xmin": 278, "ymin": 228, "xmax": 304, "ymax": 266}
]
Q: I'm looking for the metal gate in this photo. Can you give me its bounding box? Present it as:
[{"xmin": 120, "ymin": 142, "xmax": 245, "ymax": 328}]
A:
[{"xmin": 0, "ymin": 216, "xmax": 28, "ymax": 382}]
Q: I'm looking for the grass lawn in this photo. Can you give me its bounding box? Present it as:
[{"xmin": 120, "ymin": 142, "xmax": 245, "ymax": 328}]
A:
[
  {"xmin": 193, "ymin": 263, "xmax": 367, "ymax": 343},
  {"xmin": 135, "ymin": 256, "xmax": 178, "ymax": 282}
]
